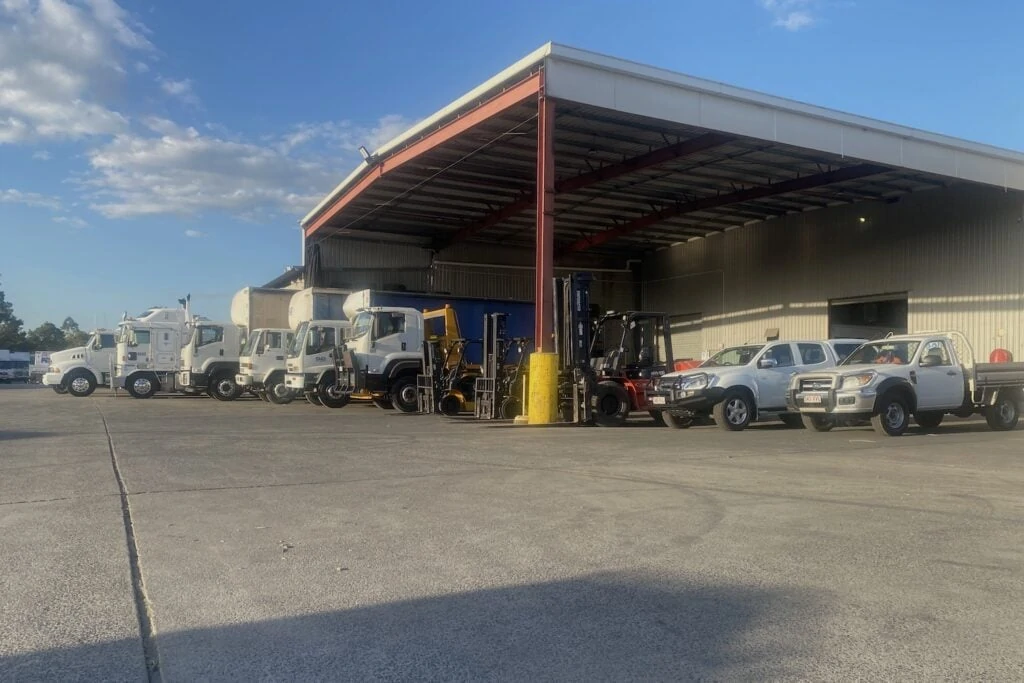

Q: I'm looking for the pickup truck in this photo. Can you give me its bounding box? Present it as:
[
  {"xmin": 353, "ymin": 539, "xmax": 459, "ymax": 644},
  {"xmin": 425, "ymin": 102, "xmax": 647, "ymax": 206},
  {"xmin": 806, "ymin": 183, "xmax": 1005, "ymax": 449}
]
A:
[
  {"xmin": 788, "ymin": 332, "xmax": 1024, "ymax": 436},
  {"xmin": 648, "ymin": 339, "xmax": 864, "ymax": 430}
]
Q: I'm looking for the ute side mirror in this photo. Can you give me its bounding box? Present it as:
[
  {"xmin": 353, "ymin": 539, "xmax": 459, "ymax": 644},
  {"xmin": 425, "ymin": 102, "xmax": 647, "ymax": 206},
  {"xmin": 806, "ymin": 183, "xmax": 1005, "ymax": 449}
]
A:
[
  {"xmin": 919, "ymin": 354, "xmax": 942, "ymax": 368},
  {"xmin": 758, "ymin": 357, "xmax": 778, "ymax": 369}
]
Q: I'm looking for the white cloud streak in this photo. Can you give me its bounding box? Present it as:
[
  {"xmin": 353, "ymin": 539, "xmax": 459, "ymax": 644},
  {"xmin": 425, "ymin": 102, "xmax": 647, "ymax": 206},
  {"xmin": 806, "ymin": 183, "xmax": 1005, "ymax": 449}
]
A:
[
  {"xmin": 159, "ymin": 77, "xmax": 200, "ymax": 106},
  {"xmin": 183, "ymin": 228, "xmax": 203, "ymax": 238},
  {"xmin": 0, "ymin": 187, "xmax": 62, "ymax": 209},
  {"xmin": 759, "ymin": 0, "xmax": 818, "ymax": 31},
  {"xmin": 32, "ymin": 149, "xmax": 51, "ymax": 160},
  {"xmin": 53, "ymin": 214, "xmax": 87, "ymax": 228}
]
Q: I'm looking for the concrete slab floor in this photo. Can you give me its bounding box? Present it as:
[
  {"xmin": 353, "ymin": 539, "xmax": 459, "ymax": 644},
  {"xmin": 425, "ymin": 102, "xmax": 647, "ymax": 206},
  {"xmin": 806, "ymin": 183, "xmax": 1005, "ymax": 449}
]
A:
[{"xmin": 1, "ymin": 383, "xmax": 1023, "ymax": 681}]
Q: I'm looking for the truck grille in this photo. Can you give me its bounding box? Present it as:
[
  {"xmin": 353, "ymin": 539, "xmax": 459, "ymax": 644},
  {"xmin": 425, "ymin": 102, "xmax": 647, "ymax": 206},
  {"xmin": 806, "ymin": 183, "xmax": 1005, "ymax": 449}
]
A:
[{"xmin": 800, "ymin": 377, "xmax": 835, "ymax": 392}]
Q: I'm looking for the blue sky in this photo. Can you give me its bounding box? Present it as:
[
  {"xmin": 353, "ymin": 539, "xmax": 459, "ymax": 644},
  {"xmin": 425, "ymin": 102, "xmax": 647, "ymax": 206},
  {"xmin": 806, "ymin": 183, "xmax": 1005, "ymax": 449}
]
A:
[{"xmin": 1, "ymin": 0, "xmax": 1021, "ymax": 329}]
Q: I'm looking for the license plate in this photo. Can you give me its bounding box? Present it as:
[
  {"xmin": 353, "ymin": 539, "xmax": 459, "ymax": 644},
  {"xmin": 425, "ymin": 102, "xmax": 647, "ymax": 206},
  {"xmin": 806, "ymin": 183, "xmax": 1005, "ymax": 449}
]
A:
[
  {"xmin": 651, "ymin": 396, "xmax": 666, "ymax": 405},
  {"xmin": 803, "ymin": 394, "xmax": 823, "ymax": 404}
]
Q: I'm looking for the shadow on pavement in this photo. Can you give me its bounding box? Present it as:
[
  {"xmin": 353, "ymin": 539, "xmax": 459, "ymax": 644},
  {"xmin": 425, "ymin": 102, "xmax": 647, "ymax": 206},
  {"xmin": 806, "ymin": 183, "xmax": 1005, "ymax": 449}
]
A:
[
  {"xmin": 0, "ymin": 430, "xmax": 59, "ymax": 442},
  {"xmin": 0, "ymin": 572, "xmax": 821, "ymax": 681}
]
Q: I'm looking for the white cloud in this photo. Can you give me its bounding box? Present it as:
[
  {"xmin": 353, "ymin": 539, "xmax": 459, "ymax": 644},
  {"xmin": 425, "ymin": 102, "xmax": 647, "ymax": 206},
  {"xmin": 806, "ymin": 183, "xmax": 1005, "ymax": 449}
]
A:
[
  {"xmin": 32, "ymin": 149, "xmax": 52, "ymax": 160},
  {"xmin": 159, "ymin": 77, "xmax": 200, "ymax": 106},
  {"xmin": 183, "ymin": 229, "xmax": 203, "ymax": 238},
  {"xmin": 278, "ymin": 114, "xmax": 415, "ymax": 155},
  {"xmin": 134, "ymin": 60, "xmax": 149, "ymax": 73},
  {"xmin": 53, "ymin": 214, "xmax": 87, "ymax": 228},
  {"xmin": 0, "ymin": 0, "xmax": 151, "ymax": 143},
  {"xmin": 759, "ymin": 0, "xmax": 818, "ymax": 31},
  {"xmin": 0, "ymin": 187, "xmax": 62, "ymax": 209}
]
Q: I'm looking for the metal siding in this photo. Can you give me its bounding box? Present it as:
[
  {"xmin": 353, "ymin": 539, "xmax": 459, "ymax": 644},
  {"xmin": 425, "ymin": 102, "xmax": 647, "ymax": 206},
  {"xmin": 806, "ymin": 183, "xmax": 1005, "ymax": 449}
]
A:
[{"xmin": 643, "ymin": 184, "xmax": 1024, "ymax": 359}]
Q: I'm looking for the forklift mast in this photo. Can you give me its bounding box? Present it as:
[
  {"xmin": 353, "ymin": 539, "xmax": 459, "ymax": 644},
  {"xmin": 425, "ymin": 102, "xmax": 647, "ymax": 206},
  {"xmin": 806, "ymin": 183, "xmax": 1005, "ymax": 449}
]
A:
[{"xmin": 553, "ymin": 272, "xmax": 597, "ymax": 424}]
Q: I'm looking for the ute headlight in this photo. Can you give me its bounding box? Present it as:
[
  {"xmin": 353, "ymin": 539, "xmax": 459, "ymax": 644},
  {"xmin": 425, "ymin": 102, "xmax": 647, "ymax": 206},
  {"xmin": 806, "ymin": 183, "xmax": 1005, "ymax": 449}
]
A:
[
  {"xmin": 677, "ymin": 373, "xmax": 710, "ymax": 391},
  {"xmin": 840, "ymin": 371, "xmax": 876, "ymax": 389}
]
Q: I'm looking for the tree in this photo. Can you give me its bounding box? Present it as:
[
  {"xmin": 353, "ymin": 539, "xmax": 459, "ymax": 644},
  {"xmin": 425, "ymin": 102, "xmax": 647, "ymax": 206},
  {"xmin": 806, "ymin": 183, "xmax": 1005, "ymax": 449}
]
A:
[
  {"xmin": 61, "ymin": 316, "xmax": 89, "ymax": 347},
  {"xmin": 25, "ymin": 322, "xmax": 66, "ymax": 352},
  {"xmin": 0, "ymin": 275, "xmax": 27, "ymax": 350}
]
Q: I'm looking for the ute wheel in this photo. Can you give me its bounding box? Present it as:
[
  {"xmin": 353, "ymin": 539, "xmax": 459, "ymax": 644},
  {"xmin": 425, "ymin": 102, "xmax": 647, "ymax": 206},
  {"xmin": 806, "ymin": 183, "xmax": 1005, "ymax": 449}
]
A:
[
  {"xmin": 871, "ymin": 394, "xmax": 910, "ymax": 437},
  {"xmin": 52, "ymin": 384, "xmax": 69, "ymax": 395},
  {"xmin": 266, "ymin": 380, "xmax": 296, "ymax": 405},
  {"xmin": 660, "ymin": 412, "xmax": 693, "ymax": 429},
  {"xmin": 66, "ymin": 370, "xmax": 97, "ymax": 398},
  {"xmin": 986, "ymin": 392, "xmax": 1020, "ymax": 431},
  {"xmin": 390, "ymin": 375, "xmax": 419, "ymax": 413},
  {"xmin": 209, "ymin": 373, "xmax": 242, "ymax": 402},
  {"xmin": 439, "ymin": 393, "xmax": 463, "ymax": 416},
  {"xmin": 714, "ymin": 390, "xmax": 753, "ymax": 431},
  {"xmin": 592, "ymin": 381, "xmax": 630, "ymax": 427},
  {"xmin": 126, "ymin": 373, "xmax": 159, "ymax": 399},
  {"xmin": 316, "ymin": 373, "xmax": 350, "ymax": 409},
  {"xmin": 801, "ymin": 414, "xmax": 834, "ymax": 432},
  {"xmin": 914, "ymin": 412, "xmax": 944, "ymax": 430},
  {"xmin": 372, "ymin": 398, "xmax": 394, "ymax": 410},
  {"xmin": 779, "ymin": 414, "xmax": 804, "ymax": 429}
]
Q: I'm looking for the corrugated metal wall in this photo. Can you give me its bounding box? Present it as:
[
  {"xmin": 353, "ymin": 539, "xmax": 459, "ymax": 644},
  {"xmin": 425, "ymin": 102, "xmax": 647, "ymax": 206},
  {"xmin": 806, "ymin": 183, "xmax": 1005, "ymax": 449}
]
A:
[{"xmin": 642, "ymin": 183, "xmax": 1024, "ymax": 359}]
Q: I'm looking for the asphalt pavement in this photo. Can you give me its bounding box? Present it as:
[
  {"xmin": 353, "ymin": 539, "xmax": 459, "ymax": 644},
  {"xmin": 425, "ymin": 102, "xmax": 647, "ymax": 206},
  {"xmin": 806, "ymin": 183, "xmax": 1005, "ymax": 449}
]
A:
[{"xmin": 2, "ymin": 383, "xmax": 1023, "ymax": 681}]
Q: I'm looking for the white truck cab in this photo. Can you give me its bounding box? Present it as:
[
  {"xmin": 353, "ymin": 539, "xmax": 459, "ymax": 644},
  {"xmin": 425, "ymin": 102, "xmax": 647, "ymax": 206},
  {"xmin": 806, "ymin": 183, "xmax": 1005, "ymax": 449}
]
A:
[
  {"xmin": 236, "ymin": 327, "xmax": 295, "ymax": 403},
  {"xmin": 177, "ymin": 321, "xmax": 244, "ymax": 401},
  {"xmin": 42, "ymin": 329, "xmax": 117, "ymax": 396},
  {"xmin": 283, "ymin": 320, "xmax": 352, "ymax": 407},
  {"xmin": 648, "ymin": 339, "xmax": 864, "ymax": 430},
  {"xmin": 335, "ymin": 306, "xmax": 426, "ymax": 412},
  {"xmin": 115, "ymin": 307, "xmax": 190, "ymax": 399}
]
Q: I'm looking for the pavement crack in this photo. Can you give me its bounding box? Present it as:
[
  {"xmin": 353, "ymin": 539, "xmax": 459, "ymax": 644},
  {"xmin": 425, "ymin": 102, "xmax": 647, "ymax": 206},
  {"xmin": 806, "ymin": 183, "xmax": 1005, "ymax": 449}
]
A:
[{"xmin": 97, "ymin": 406, "xmax": 163, "ymax": 683}]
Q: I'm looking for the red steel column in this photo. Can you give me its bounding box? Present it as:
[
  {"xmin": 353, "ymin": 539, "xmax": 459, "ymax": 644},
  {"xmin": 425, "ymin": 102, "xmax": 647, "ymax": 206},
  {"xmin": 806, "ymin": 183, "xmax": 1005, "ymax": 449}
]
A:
[{"xmin": 534, "ymin": 79, "xmax": 555, "ymax": 352}]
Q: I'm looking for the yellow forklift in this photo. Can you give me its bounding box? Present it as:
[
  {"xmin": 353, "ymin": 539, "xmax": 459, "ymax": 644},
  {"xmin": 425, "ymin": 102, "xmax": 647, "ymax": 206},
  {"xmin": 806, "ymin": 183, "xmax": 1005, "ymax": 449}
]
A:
[{"xmin": 416, "ymin": 306, "xmax": 482, "ymax": 415}]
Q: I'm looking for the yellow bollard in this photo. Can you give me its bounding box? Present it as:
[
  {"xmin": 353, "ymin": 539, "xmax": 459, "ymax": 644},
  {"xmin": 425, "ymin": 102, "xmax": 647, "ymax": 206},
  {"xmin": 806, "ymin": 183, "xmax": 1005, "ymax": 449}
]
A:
[{"xmin": 527, "ymin": 352, "xmax": 559, "ymax": 425}]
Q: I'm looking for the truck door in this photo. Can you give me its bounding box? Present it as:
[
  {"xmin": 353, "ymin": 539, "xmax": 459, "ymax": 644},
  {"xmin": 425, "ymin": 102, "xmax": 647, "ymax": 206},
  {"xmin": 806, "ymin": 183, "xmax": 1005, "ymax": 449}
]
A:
[
  {"xmin": 756, "ymin": 343, "xmax": 798, "ymax": 410},
  {"xmin": 154, "ymin": 329, "xmax": 178, "ymax": 368},
  {"xmin": 914, "ymin": 340, "xmax": 965, "ymax": 410},
  {"xmin": 371, "ymin": 312, "xmax": 411, "ymax": 366}
]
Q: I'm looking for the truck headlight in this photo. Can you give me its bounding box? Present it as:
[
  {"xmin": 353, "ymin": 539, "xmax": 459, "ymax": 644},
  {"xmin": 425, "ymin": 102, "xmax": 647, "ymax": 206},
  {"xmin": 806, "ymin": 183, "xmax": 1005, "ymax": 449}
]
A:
[
  {"xmin": 840, "ymin": 372, "xmax": 876, "ymax": 389},
  {"xmin": 49, "ymin": 366, "xmax": 59, "ymax": 373}
]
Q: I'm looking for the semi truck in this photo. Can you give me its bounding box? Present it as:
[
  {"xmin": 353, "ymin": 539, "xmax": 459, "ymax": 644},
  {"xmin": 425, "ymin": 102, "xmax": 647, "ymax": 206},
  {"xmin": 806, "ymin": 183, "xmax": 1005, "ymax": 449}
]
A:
[
  {"xmin": 333, "ymin": 289, "xmax": 534, "ymax": 412},
  {"xmin": 115, "ymin": 306, "xmax": 192, "ymax": 398},
  {"xmin": 280, "ymin": 288, "xmax": 352, "ymax": 407},
  {"xmin": 232, "ymin": 287, "xmax": 305, "ymax": 403},
  {"xmin": 42, "ymin": 330, "xmax": 117, "ymax": 396}
]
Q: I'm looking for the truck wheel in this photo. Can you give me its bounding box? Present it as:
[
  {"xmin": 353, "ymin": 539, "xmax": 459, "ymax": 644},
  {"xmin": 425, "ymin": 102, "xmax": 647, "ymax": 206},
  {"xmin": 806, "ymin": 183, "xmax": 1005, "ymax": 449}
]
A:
[
  {"xmin": 801, "ymin": 414, "xmax": 834, "ymax": 432},
  {"xmin": 209, "ymin": 373, "xmax": 242, "ymax": 402},
  {"xmin": 914, "ymin": 412, "xmax": 944, "ymax": 430},
  {"xmin": 317, "ymin": 374, "xmax": 350, "ymax": 409},
  {"xmin": 779, "ymin": 414, "xmax": 804, "ymax": 429},
  {"xmin": 372, "ymin": 398, "xmax": 394, "ymax": 410},
  {"xmin": 127, "ymin": 374, "xmax": 159, "ymax": 399},
  {"xmin": 713, "ymin": 391, "xmax": 753, "ymax": 431},
  {"xmin": 66, "ymin": 370, "xmax": 97, "ymax": 398},
  {"xmin": 871, "ymin": 395, "xmax": 910, "ymax": 436},
  {"xmin": 305, "ymin": 391, "xmax": 323, "ymax": 407},
  {"xmin": 592, "ymin": 381, "xmax": 630, "ymax": 427},
  {"xmin": 266, "ymin": 381, "xmax": 296, "ymax": 405},
  {"xmin": 390, "ymin": 375, "xmax": 420, "ymax": 413},
  {"xmin": 985, "ymin": 393, "xmax": 1020, "ymax": 431},
  {"xmin": 660, "ymin": 412, "xmax": 693, "ymax": 429},
  {"xmin": 52, "ymin": 385, "xmax": 69, "ymax": 395}
]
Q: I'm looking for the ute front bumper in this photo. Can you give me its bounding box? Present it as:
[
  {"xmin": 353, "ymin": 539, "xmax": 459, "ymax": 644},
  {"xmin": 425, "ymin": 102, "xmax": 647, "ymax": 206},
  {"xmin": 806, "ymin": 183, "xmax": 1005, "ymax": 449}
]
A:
[{"xmin": 645, "ymin": 386, "xmax": 726, "ymax": 414}]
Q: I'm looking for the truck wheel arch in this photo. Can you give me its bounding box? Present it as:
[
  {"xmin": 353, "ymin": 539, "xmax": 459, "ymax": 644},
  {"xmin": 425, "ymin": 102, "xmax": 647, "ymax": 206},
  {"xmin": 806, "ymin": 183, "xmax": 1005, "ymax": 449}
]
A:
[{"xmin": 384, "ymin": 359, "xmax": 421, "ymax": 380}]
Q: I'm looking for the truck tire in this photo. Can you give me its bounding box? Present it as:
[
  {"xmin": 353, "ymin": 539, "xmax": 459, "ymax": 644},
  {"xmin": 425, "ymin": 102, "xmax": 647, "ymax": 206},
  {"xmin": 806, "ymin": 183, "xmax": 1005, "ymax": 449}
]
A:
[
  {"xmin": 305, "ymin": 391, "xmax": 323, "ymax": 407},
  {"xmin": 66, "ymin": 370, "xmax": 97, "ymax": 398},
  {"xmin": 985, "ymin": 392, "xmax": 1020, "ymax": 431},
  {"xmin": 779, "ymin": 414, "xmax": 804, "ymax": 429},
  {"xmin": 801, "ymin": 414, "xmax": 834, "ymax": 432},
  {"xmin": 317, "ymin": 373, "xmax": 350, "ymax": 409},
  {"xmin": 713, "ymin": 390, "xmax": 753, "ymax": 431},
  {"xmin": 209, "ymin": 373, "xmax": 243, "ymax": 402},
  {"xmin": 52, "ymin": 384, "xmax": 68, "ymax": 395},
  {"xmin": 871, "ymin": 394, "xmax": 910, "ymax": 436},
  {"xmin": 266, "ymin": 381, "xmax": 296, "ymax": 405},
  {"xmin": 660, "ymin": 412, "xmax": 693, "ymax": 429},
  {"xmin": 593, "ymin": 381, "xmax": 630, "ymax": 427},
  {"xmin": 126, "ymin": 373, "xmax": 159, "ymax": 399},
  {"xmin": 914, "ymin": 412, "xmax": 944, "ymax": 430},
  {"xmin": 390, "ymin": 375, "xmax": 420, "ymax": 413}
]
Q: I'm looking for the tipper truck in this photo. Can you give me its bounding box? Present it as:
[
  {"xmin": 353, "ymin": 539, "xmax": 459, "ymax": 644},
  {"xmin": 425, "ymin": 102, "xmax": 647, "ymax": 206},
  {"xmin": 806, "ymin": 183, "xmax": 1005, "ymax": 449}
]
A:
[
  {"xmin": 42, "ymin": 329, "xmax": 117, "ymax": 396},
  {"xmin": 333, "ymin": 289, "xmax": 534, "ymax": 412},
  {"xmin": 230, "ymin": 287, "xmax": 295, "ymax": 402}
]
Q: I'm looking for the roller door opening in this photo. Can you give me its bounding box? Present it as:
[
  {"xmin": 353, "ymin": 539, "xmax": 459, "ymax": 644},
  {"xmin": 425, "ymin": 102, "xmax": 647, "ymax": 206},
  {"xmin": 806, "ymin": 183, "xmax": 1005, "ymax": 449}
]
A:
[
  {"xmin": 668, "ymin": 313, "xmax": 703, "ymax": 362},
  {"xmin": 829, "ymin": 294, "xmax": 908, "ymax": 340}
]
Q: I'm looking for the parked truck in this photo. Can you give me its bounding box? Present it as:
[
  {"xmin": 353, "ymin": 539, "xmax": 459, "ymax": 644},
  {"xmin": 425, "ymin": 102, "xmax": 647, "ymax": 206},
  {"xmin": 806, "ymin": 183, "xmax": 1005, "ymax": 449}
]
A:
[
  {"xmin": 115, "ymin": 306, "xmax": 192, "ymax": 399},
  {"xmin": 333, "ymin": 289, "xmax": 534, "ymax": 412},
  {"xmin": 279, "ymin": 288, "xmax": 352, "ymax": 407},
  {"xmin": 176, "ymin": 319, "xmax": 245, "ymax": 401},
  {"xmin": 231, "ymin": 287, "xmax": 296, "ymax": 402},
  {"xmin": 0, "ymin": 350, "xmax": 30, "ymax": 384},
  {"xmin": 789, "ymin": 332, "xmax": 1024, "ymax": 436},
  {"xmin": 42, "ymin": 330, "xmax": 117, "ymax": 396}
]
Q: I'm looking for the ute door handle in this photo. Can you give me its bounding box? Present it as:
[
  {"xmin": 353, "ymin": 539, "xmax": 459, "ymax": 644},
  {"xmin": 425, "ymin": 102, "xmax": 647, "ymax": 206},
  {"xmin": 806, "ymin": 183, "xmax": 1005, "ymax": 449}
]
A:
[{"xmin": 946, "ymin": 370, "xmax": 957, "ymax": 376}]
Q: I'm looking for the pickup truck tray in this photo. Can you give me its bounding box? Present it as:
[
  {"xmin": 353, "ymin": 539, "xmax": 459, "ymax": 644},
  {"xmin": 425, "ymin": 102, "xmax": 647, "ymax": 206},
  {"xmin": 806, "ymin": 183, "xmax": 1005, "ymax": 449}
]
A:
[{"xmin": 974, "ymin": 362, "xmax": 1024, "ymax": 387}]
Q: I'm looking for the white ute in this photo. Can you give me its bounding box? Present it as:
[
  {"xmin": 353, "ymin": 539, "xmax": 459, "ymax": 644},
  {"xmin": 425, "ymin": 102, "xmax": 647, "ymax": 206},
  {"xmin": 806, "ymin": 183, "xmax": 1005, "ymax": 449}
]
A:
[
  {"xmin": 647, "ymin": 339, "xmax": 864, "ymax": 430},
  {"xmin": 790, "ymin": 332, "xmax": 1024, "ymax": 436},
  {"xmin": 42, "ymin": 329, "xmax": 116, "ymax": 397}
]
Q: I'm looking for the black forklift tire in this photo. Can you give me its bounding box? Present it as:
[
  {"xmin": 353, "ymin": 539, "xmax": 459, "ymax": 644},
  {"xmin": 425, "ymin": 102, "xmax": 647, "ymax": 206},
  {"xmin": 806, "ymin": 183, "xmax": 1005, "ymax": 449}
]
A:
[
  {"xmin": 317, "ymin": 374, "xmax": 350, "ymax": 409},
  {"xmin": 372, "ymin": 398, "xmax": 394, "ymax": 410},
  {"xmin": 914, "ymin": 412, "xmax": 944, "ymax": 430},
  {"xmin": 986, "ymin": 392, "xmax": 1020, "ymax": 431},
  {"xmin": 779, "ymin": 414, "xmax": 804, "ymax": 429},
  {"xmin": 592, "ymin": 381, "xmax": 630, "ymax": 427},
  {"xmin": 801, "ymin": 414, "xmax": 834, "ymax": 432},
  {"xmin": 713, "ymin": 390, "xmax": 753, "ymax": 431},
  {"xmin": 126, "ymin": 373, "xmax": 159, "ymax": 399},
  {"xmin": 209, "ymin": 373, "xmax": 242, "ymax": 402},
  {"xmin": 66, "ymin": 370, "xmax": 97, "ymax": 398},
  {"xmin": 390, "ymin": 375, "xmax": 420, "ymax": 413},
  {"xmin": 871, "ymin": 393, "xmax": 910, "ymax": 436},
  {"xmin": 660, "ymin": 412, "xmax": 693, "ymax": 429},
  {"xmin": 439, "ymin": 393, "xmax": 463, "ymax": 416},
  {"xmin": 52, "ymin": 384, "xmax": 69, "ymax": 395},
  {"xmin": 499, "ymin": 396, "xmax": 522, "ymax": 420}
]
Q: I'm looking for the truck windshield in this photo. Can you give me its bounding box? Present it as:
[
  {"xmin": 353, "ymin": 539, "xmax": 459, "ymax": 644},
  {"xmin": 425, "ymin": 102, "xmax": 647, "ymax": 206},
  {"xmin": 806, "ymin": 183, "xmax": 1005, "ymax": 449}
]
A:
[
  {"xmin": 348, "ymin": 312, "xmax": 372, "ymax": 340},
  {"xmin": 841, "ymin": 341, "xmax": 921, "ymax": 366},
  {"xmin": 287, "ymin": 323, "xmax": 308, "ymax": 358},
  {"xmin": 242, "ymin": 330, "xmax": 261, "ymax": 356},
  {"xmin": 703, "ymin": 345, "xmax": 764, "ymax": 367}
]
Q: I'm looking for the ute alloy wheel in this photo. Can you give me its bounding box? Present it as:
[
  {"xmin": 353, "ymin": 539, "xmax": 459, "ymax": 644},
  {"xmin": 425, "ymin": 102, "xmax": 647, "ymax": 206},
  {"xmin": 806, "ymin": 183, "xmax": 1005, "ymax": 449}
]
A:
[{"xmin": 714, "ymin": 391, "xmax": 753, "ymax": 431}]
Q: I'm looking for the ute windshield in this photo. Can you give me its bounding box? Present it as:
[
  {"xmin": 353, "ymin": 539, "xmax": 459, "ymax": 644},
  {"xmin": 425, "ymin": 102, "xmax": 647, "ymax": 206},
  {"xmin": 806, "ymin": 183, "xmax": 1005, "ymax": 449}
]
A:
[
  {"xmin": 287, "ymin": 323, "xmax": 308, "ymax": 358},
  {"xmin": 841, "ymin": 341, "xmax": 921, "ymax": 366},
  {"xmin": 702, "ymin": 345, "xmax": 764, "ymax": 368}
]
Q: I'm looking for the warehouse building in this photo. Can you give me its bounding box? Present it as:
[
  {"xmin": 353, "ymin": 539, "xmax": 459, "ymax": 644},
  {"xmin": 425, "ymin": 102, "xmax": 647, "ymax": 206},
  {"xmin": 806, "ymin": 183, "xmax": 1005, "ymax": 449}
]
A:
[{"xmin": 300, "ymin": 43, "xmax": 1024, "ymax": 361}]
